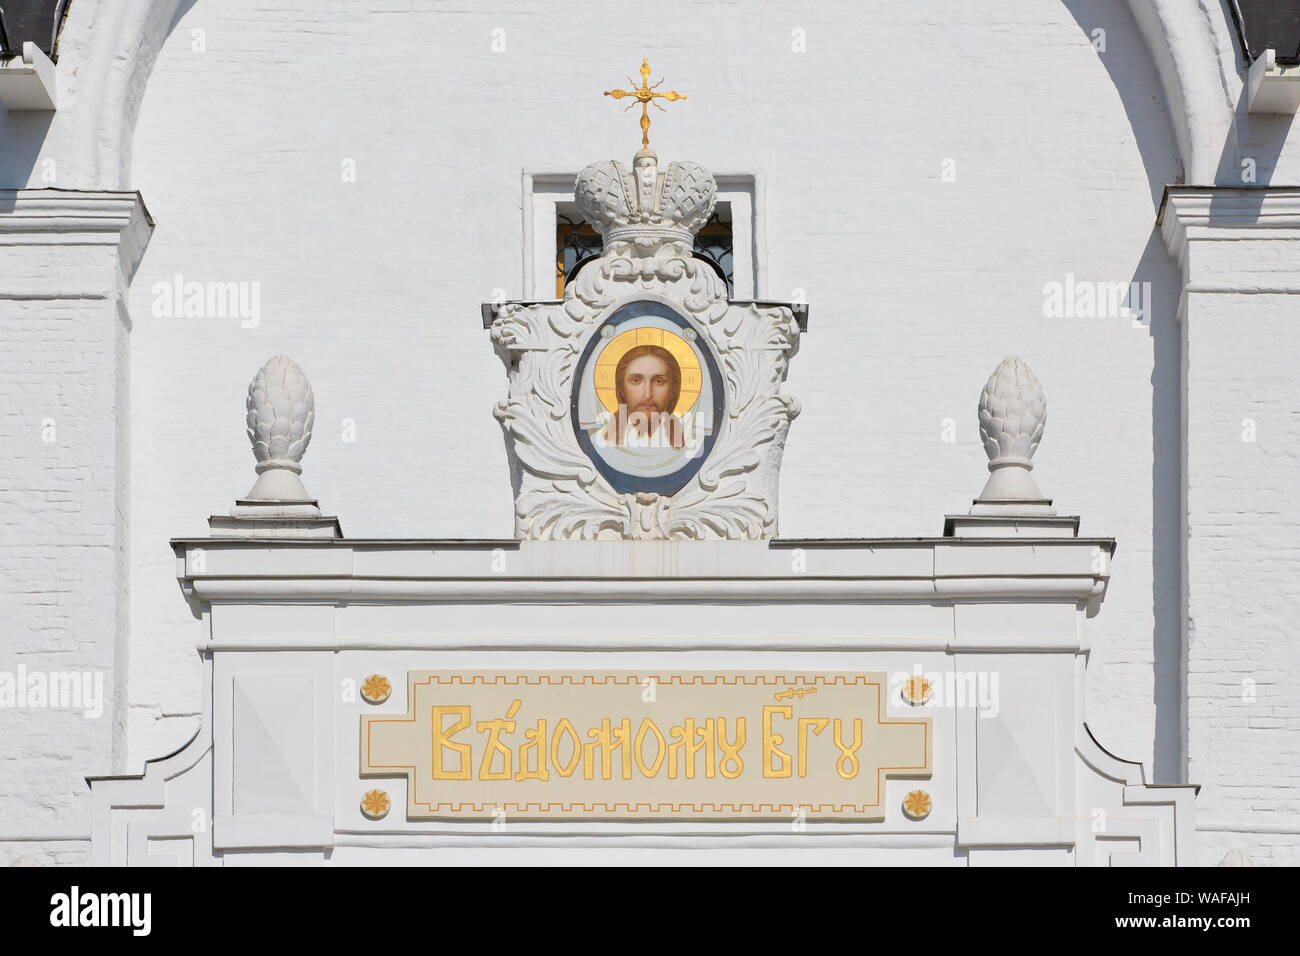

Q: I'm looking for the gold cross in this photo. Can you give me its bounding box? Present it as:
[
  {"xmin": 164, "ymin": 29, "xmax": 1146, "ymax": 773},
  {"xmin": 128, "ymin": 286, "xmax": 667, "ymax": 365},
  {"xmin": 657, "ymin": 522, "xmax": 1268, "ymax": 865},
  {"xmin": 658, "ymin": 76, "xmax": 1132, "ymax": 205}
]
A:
[{"xmin": 604, "ymin": 59, "xmax": 686, "ymax": 150}]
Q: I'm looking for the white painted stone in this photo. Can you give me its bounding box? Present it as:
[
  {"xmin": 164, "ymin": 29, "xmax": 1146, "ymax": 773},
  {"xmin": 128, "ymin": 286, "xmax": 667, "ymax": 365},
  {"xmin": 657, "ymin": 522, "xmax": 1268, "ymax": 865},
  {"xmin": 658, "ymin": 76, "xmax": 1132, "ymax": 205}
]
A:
[
  {"xmin": 207, "ymin": 354, "xmax": 344, "ymax": 538},
  {"xmin": 975, "ymin": 356, "xmax": 1047, "ymax": 502}
]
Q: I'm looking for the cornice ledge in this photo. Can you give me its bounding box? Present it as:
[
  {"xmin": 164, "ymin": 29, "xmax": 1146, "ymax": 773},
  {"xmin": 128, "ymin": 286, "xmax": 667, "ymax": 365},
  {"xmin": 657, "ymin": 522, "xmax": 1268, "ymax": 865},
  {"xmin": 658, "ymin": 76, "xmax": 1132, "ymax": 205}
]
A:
[
  {"xmin": 182, "ymin": 575, "xmax": 1108, "ymax": 605},
  {"xmin": 0, "ymin": 188, "xmax": 154, "ymax": 230},
  {"xmin": 168, "ymin": 536, "xmax": 1114, "ymax": 549},
  {"xmin": 1159, "ymin": 185, "xmax": 1300, "ymax": 256},
  {"xmin": 0, "ymin": 188, "xmax": 154, "ymax": 277}
]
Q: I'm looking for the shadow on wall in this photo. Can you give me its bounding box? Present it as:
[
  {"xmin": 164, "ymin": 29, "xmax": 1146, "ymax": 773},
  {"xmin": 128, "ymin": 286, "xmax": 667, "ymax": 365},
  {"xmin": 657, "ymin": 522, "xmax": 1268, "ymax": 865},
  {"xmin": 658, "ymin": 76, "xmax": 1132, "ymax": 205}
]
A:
[
  {"xmin": 1215, "ymin": 94, "xmax": 1296, "ymax": 187},
  {"xmin": 0, "ymin": 106, "xmax": 55, "ymax": 186},
  {"xmin": 1061, "ymin": 0, "xmax": 1184, "ymax": 785},
  {"xmin": 1213, "ymin": 10, "xmax": 1296, "ymax": 188}
]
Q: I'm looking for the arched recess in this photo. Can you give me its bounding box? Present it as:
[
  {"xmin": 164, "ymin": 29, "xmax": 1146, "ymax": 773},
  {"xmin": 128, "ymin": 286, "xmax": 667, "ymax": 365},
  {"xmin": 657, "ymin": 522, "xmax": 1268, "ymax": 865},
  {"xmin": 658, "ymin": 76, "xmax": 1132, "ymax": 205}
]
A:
[
  {"xmin": 1123, "ymin": 0, "xmax": 1242, "ymax": 185},
  {"xmin": 0, "ymin": 0, "xmax": 193, "ymax": 188},
  {"xmin": 6, "ymin": 0, "xmax": 1242, "ymax": 191}
]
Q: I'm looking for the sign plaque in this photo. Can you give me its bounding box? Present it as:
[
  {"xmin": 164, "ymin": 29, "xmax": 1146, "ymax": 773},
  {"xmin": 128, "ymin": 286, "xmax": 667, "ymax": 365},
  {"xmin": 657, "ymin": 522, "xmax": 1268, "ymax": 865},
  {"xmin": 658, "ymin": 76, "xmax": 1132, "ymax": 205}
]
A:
[{"xmin": 361, "ymin": 671, "xmax": 932, "ymax": 820}]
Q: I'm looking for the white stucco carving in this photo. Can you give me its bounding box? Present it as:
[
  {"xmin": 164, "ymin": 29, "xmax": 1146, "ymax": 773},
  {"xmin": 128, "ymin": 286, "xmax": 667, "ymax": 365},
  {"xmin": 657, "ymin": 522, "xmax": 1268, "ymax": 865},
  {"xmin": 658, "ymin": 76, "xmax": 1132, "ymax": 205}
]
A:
[
  {"xmin": 491, "ymin": 150, "xmax": 801, "ymax": 540},
  {"xmin": 575, "ymin": 148, "xmax": 717, "ymax": 251},
  {"xmin": 213, "ymin": 354, "xmax": 339, "ymax": 536},
  {"xmin": 947, "ymin": 357, "xmax": 1078, "ymax": 538},
  {"xmin": 243, "ymin": 354, "xmax": 316, "ymax": 502},
  {"xmin": 976, "ymin": 355, "xmax": 1048, "ymax": 502}
]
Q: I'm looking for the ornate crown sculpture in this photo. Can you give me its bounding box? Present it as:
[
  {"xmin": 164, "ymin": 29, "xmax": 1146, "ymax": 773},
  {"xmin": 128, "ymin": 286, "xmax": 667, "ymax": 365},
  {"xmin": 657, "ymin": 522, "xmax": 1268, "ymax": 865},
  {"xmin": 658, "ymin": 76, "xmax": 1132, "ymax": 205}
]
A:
[
  {"xmin": 487, "ymin": 63, "xmax": 803, "ymax": 541},
  {"xmin": 575, "ymin": 150, "xmax": 717, "ymax": 254}
]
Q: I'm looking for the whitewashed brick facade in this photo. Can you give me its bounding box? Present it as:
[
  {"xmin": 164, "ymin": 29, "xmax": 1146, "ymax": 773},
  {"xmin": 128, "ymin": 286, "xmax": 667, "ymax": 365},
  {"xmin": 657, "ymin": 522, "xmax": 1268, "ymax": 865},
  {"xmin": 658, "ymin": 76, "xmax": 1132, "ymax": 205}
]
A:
[{"xmin": 1, "ymin": 0, "xmax": 1296, "ymax": 864}]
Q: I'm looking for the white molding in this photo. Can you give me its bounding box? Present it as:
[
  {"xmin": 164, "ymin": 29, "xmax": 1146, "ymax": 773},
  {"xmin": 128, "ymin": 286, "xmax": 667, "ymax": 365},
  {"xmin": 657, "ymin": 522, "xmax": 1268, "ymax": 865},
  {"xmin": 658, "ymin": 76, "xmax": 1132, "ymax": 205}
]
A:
[
  {"xmin": 522, "ymin": 170, "xmax": 573, "ymax": 300},
  {"xmin": 1123, "ymin": 0, "xmax": 1238, "ymax": 185},
  {"xmin": 213, "ymin": 814, "xmax": 333, "ymax": 851},
  {"xmin": 520, "ymin": 171, "xmax": 532, "ymax": 297},
  {"xmin": 1075, "ymin": 721, "xmax": 1198, "ymax": 865},
  {"xmin": 1160, "ymin": 186, "xmax": 1300, "ymax": 267},
  {"xmin": 173, "ymin": 537, "xmax": 1113, "ymax": 606},
  {"xmin": 199, "ymin": 635, "xmax": 1083, "ymax": 654},
  {"xmin": 957, "ymin": 816, "xmax": 1075, "ymax": 847},
  {"xmin": 185, "ymin": 577, "xmax": 1108, "ymax": 605},
  {"xmin": 0, "ymin": 188, "xmax": 153, "ymax": 233},
  {"xmin": 752, "ymin": 171, "xmax": 769, "ymax": 299},
  {"xmin": 712, "ymin": 173, "xmax": 757, "ymax": 299},
  {"xmin": 0, "ymin": 188, "xmax": 154, "ymax": 284},
  {"xmin": 1159, "ymin": 187, "xmax": 1300, "ymax": 311},
  {"xmin": 1161, "ymin": 187, "xmax": 1300, "ymax": 234},
  {"xmin": 87, "ymin": 657, "xmax": 215, "ymax": 866}
]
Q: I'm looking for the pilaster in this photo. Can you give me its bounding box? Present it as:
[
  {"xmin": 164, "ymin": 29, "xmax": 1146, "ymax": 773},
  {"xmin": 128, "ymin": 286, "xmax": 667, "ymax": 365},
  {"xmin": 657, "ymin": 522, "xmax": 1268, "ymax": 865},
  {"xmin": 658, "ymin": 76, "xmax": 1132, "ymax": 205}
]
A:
[
  {"xmin": 0, "ymin": 189, "xmax": 152, "ymax": 859},
  {"xmin": 1160, "ymin": 186, "xmax": 1300, "ymax": 863}
]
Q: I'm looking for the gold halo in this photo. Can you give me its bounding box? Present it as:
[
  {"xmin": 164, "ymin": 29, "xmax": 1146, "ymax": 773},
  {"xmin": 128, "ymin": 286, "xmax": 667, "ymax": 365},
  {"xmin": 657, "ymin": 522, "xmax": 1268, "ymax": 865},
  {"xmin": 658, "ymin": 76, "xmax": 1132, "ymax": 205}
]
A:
[{"xmin": 592, "ymin": 328, "xmax": 702, "ymax": 416}]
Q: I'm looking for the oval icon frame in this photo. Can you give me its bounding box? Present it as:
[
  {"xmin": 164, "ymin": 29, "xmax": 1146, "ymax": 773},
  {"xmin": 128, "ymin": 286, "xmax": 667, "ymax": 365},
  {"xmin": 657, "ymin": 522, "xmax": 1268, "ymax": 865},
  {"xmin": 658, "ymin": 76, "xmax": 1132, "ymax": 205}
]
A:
[{"xmin": 570, "ymin": 300, "xmax": 725, "ymax": 495}]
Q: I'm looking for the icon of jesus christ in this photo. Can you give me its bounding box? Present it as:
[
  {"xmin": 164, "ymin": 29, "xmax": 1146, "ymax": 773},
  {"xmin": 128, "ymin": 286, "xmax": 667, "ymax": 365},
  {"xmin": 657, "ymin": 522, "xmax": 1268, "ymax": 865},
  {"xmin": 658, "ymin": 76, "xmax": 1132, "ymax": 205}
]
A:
[{"xmin": 599, "ymin": 344, "xmax": 686, "ymax": 450}]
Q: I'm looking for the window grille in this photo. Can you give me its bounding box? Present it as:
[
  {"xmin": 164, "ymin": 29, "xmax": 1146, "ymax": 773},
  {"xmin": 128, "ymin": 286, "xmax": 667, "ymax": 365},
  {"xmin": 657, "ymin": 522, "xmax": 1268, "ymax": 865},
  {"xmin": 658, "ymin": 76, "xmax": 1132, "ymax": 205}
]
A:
[{"xmin": 556, "ymin": 212, "xmax": 735, "ymax": 297}]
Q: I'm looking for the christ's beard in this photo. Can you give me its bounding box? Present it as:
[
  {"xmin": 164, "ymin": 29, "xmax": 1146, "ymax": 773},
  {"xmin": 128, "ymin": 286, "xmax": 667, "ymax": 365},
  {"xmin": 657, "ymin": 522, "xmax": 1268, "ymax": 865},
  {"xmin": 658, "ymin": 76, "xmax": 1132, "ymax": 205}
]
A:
[
  {"xmin": 621, "ymin": 398, "xmax": 662, "ymax": 424},
  {"xmin": 625, "ymin": 405, "xmax": 670, "ymax": 439},
  {"xmin": 632, "ymin": 410, "xmax": 658, "ymax": 434}
]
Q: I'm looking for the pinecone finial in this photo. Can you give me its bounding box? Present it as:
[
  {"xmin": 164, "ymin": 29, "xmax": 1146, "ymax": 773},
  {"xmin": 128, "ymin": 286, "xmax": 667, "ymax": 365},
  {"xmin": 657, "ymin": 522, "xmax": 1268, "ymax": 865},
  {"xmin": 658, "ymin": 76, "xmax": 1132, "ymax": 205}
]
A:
[
  {"xmin": 976, "ymin": 356, "xmax": 1048, "ymax": 501},
  {"xmin": 239, "ymin": 355, "xmax": 318, "ymax": 507}
]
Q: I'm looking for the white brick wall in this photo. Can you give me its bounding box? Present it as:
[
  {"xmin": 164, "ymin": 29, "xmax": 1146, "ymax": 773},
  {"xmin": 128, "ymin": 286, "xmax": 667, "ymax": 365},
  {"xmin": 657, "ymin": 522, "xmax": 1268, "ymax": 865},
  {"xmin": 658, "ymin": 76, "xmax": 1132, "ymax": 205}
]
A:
[
  {"xmin": 1184, "ymin": 290, "xmax": 1300, "ymax": 864},
  {"xmin": 0, "ymin": 213, "xmax": 144, "ymax": 864}
]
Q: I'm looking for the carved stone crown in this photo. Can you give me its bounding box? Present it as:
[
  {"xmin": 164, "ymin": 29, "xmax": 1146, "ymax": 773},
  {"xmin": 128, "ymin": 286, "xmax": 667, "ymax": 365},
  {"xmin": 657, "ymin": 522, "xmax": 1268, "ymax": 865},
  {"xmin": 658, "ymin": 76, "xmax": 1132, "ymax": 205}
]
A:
[{"xmin": 574, "ymin": 148, "xmax": 717, "ymax": 252}]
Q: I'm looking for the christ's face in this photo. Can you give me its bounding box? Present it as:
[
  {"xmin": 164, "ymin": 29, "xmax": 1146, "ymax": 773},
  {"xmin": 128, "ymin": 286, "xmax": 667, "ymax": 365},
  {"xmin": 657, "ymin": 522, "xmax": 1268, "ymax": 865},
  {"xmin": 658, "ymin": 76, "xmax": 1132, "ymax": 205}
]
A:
[{"xmin": 622, "ymin": 355, "xmax": 673, "ymax": 416}]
